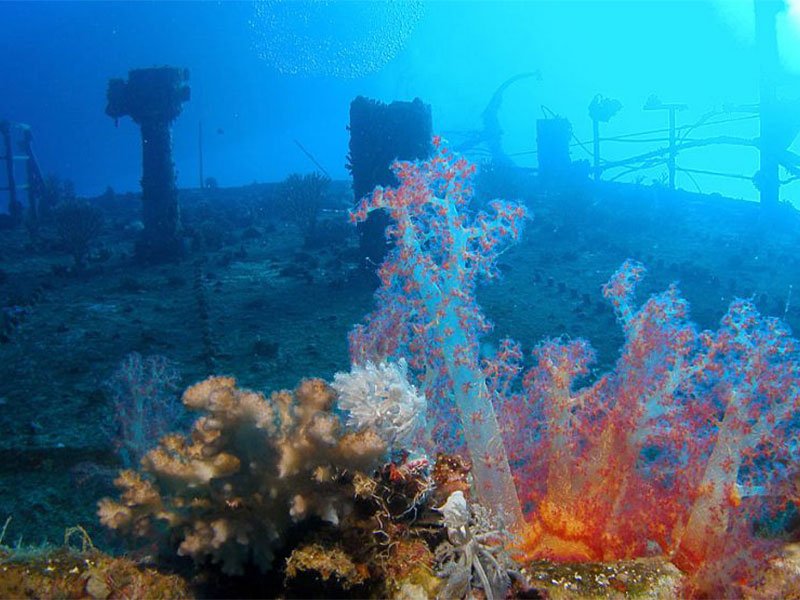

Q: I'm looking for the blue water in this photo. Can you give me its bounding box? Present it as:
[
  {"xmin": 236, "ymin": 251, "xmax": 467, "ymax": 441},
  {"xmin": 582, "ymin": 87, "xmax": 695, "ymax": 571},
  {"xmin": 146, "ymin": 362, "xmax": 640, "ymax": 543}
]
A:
[{"xmin": 1, "ymin": 1, "xmax": 796, "ymax": 202}]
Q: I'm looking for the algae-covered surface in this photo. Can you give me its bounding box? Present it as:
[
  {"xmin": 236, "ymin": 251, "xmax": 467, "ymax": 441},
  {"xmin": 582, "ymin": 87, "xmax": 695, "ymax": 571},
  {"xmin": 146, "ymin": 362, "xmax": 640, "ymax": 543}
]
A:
[
  {"xmin": 524, "ymin": 558, "xmax": 683, "ymax": 599},
  {"xmin": 0, "ymin": 544, "xmax": 192, "ymax": 599},
  {"xmin": 6, "ymin": 543, "xmax": 800, "ymax": 599}
]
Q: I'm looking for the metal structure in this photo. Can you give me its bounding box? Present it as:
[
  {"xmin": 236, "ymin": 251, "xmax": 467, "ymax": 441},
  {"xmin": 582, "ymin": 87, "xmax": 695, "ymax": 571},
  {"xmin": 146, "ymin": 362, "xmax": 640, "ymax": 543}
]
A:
[
  {"xmin": 754, "ymin": 0, "xmax": 785, "ymax": 209},
  {"xmin": 588, "ymin": 95, "xmax": 623, "ymax": 182},
  {"xmin": 643, "ymin": 96, "xmax": 688, "ymax": 190},
  {"xmin": 107, "ymin": 66, "xmax": 190, "ymax": 262},
  {"xmin": 0, "ymin": 121, "xmax": 43, "ymax": 227}
]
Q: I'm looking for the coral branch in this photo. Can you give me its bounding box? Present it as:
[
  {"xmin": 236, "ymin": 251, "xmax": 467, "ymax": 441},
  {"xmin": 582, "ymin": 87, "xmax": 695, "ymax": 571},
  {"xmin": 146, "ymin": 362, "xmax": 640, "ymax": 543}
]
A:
[{"xmin": 349, "ymin": 137, "xmax": 527, "ymax": 530}]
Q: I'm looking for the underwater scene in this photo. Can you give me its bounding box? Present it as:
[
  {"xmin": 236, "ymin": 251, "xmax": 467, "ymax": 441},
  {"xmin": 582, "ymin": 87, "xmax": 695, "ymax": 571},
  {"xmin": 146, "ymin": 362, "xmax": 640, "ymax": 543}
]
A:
[{"xmin": 3, "ymin": 0, "xmax": 800, "ymax": 598}]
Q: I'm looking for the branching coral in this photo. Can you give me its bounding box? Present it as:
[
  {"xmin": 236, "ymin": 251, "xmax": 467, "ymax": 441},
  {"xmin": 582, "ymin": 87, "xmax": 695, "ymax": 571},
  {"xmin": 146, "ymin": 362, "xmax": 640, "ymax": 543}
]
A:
[
  {"xmin": 498, "ymin": 260, "xmax": 800, "ymax": 596},
  {"xmin": 98, "ymin": 376, "xmax": 386, "ymax": 575},
  {"xmin": 348, "ymin": 137, "xmax": 527, "ymax": 530},
  {"xmin": 52, "ymin": 199, "xmax": 103, "ymax": 269},
  {"xmin": 103, "ymin": 352, "xmax": 184, "ymax": 469},
  {"xmin": 276, "ymin": 172, "xmax": 330, "ymax": 241}
]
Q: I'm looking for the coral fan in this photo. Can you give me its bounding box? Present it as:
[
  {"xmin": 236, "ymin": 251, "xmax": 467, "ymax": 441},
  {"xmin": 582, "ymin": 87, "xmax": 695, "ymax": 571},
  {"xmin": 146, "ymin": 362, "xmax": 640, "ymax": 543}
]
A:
[
  {"xmin": 104, "ymin": 352, "xmax": 184, "ymax": 468},
  {"xmin": 98, "ymin": 376, "xmax": 386, "ymax": 575},
  {"xmin": 276, "ymin": 171, "xmax": 330, "ymax": 241},
  {"xmin": 52, "ymin": 199, "xmax": 103, "ymax": 269}
]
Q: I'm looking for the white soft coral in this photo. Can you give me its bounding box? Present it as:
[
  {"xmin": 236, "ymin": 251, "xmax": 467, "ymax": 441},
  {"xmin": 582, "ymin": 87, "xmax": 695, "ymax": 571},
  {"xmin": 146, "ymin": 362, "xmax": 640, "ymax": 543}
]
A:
[{"xmin": 332, "ymin": 359, "xmax": 426, "ymax": 451}]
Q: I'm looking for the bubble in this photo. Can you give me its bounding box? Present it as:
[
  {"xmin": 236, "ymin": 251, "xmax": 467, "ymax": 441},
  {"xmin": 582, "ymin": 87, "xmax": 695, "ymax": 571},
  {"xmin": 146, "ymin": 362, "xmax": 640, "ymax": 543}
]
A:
[{"xmin": 250, "ymin": 0, "xmax": 424, "ymax": 79}]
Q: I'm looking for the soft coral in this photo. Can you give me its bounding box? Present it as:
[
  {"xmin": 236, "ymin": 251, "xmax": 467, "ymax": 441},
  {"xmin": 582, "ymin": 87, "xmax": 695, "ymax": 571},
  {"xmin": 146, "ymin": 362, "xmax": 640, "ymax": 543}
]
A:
[{"xmin": 502, "ymin": 261, "xmax": 800, "ymax": 595}]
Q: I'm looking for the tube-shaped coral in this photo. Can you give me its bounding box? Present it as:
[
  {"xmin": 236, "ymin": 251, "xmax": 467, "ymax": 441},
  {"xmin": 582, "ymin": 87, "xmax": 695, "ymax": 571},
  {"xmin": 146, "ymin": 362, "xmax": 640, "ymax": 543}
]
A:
[{"xmin": 349, "ymin": 137, "xmax": 527, "ymax": 531}]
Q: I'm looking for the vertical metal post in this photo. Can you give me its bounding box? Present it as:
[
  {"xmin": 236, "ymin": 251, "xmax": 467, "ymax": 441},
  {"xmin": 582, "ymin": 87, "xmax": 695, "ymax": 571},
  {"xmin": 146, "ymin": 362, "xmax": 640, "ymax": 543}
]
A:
[
  {"xmin": 592, "ymin": 117, "xmax": 601, "ymax": 181},
  {"xmin": 754, "ymin": 0, "xmax": 783, "ymax": 209},
  {"xmin": 21, "ymin": 128, "xmax": 43, "ymax": 227},
  {"xmin": 0, "ymin": 121, "xmax": 19, "ymax": 223},
  {"xmin": 588, "ymin": 95, "xmax": 621, "ymax": 181},
  {"xmin": 644, "ymin": 98, "xmax": 686, "ymax": 189},
  {"xmin": 198, "ymin": 121, "xmax": 204, "ymax": 189},
  {"xmin": 106, "ymin": 67, "xmax": 190, "ymax": 262},
  {"xmin": 668, "ymin": 107, "xmax": 676, "ymax": 190}
]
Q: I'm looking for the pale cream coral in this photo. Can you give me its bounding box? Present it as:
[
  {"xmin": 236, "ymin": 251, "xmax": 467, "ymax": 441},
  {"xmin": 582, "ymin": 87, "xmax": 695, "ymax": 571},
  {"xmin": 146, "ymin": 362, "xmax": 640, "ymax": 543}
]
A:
[
  {"xmin": 97, "ymin": 499, "xmax": 133, "ymax": 530},
  {"xmin": 337, "ymin": 429, "xmax": 387, "ymax": 470},
  {"xmin": 296, "ymin": 378, "xmax": 336, "ymax": 411},
  {"xmin": 142, "ymin": 446, "xmax": 241, "ymax": 488},
  {"xmin": 99, "ymin": 375, "xmax": 387, "ymax": 575},
  {"xmin": 117, "ymin": 470, "xmax": 161, "ymax": 507},
  {"xmin": 182, "ymin": 376, "xmax": 236, "ymax": 410},
  {"xmin": 285, "ymin": 543, "xmax": 368, "ymax": 589},
  {"xmin": 98, "ymin": 470, "xmax": 163, "ymax": 531},
  {"xmin": 182, "ymin": 376, "xmax": 278, "ymax": 435}
]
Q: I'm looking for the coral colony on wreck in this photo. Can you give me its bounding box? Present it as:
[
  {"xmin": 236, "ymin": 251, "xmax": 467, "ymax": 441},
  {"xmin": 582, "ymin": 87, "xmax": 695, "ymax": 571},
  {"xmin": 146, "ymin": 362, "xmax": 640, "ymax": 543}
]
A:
[{"xmin": 3, "ymin": 2, "xmax": 800, "ymax": 598}]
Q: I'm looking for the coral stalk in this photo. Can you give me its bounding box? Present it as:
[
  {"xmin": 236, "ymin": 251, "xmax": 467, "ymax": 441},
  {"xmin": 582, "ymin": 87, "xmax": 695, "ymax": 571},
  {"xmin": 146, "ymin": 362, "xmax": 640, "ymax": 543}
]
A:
[{"xmin": 349, "ymin": 137, "xmax": 527, "ymax": 530}]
